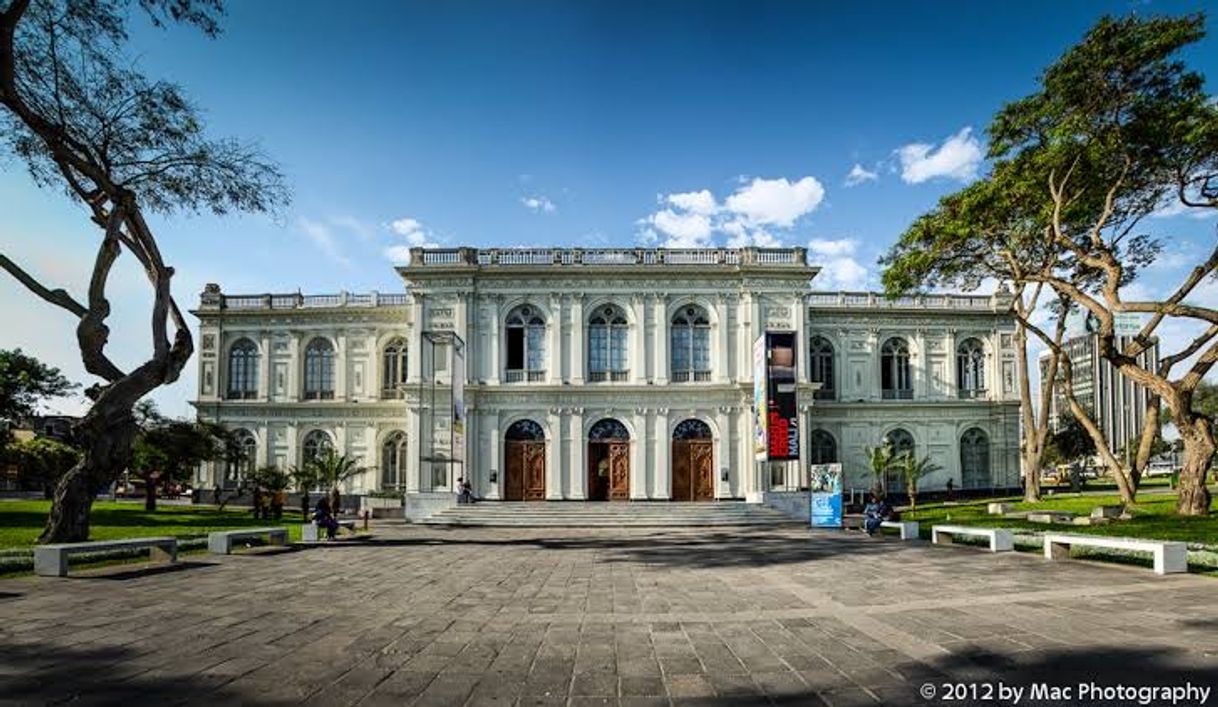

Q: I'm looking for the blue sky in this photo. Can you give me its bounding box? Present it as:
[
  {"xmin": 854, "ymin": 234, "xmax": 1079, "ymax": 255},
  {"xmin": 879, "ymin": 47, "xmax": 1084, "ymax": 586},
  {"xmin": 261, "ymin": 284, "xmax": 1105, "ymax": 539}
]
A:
[{"xmin": 2, "ymin": 0, "xmax": 1217, "ymax": 416}]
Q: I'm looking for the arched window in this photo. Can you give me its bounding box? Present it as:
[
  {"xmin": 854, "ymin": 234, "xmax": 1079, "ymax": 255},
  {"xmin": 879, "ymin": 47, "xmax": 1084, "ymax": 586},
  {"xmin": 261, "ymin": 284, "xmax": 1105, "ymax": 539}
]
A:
[
  {"xmin": 883, "ymin": 428, "xmax": 915, "ymax": 493},
  {"xmin": 382, "ymin": 338, "xmax": 408, "ymax": 398},
  {"xmin": 227, "ymin": 339, "xmax": 259, "ymax": 400},
  {"xmin": 808, "ymin": 336, "xmax": 835, "ymax": 400},
  {"xmin": 957, "ymin": 338, "xmax": 986, "ymax": 398},
  {"xmin": 225, "ymin": 429, "xmax": 257, "ymax": 488},
  {"xmin": 506, "ymin": 305, "xmax": 546, "ymax": 382},
  {"xmin": 303, "ymin": 338, "xmax": 335, "ymax": 400},
  {"xmin": 588, "ymin": 305, "xmax": 628, "ymax": 382},
  {"xmin": 960, "ymin": 428, "xmax": 991, "ymax": 490},
  {"xmin": 589, "ymin": 418, "xmax": 630, "ymax": 440},
  {"xmin": 670, "ymin": 305, "xmax": 711, "ymax": 382},
  {"xmin": 301, "ymin": 429, "xmax": 333, "ymax": 466},
  {"xmin": 672, "ymin": 419, "xmax": 712, "ymax": 440},
  {"xmin": 809, "ymin": 430, "xmax": 837, "ymax": 464},
  {"xmin": 505, "ymin": 419, "xmax": 545, "ymax": 441},
  {"xmin": 381, "ymin": 431, "xmax": 407, "ymax": 490},
  {"xmin": 881, "ymin": 337, "xmax": 912, "ymax": 399}
]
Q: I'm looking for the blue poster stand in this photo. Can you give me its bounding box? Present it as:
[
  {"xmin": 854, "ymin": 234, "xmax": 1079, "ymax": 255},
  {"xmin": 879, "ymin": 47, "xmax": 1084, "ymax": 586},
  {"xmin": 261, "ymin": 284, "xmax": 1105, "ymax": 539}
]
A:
[{"xmin": 809, "ymin": 463, "xmax": 843, "ymax": 528}]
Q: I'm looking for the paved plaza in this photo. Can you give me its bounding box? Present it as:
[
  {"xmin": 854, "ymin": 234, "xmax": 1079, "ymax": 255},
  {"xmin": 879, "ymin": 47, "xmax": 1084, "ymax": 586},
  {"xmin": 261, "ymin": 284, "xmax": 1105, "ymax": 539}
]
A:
[{"xmin": 2, "ymin": 524, "xmax": 1217, "ymax": 706}]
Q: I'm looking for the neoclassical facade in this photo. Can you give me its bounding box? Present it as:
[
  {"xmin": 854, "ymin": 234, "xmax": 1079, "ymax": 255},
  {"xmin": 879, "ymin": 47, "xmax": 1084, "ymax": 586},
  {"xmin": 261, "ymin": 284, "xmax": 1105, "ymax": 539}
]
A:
[{"xmin": 192, "ymin": 247, "xmax": 1021, "ymax": 501}]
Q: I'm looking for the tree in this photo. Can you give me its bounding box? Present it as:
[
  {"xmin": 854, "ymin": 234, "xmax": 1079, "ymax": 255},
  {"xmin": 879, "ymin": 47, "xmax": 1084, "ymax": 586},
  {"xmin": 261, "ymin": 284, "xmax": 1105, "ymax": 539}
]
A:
[
  {"xmin": 3, "ymin": 436, "xmax": 79, "ymax": 497},
  {"xmin": 863, "ymin": 443, "xmax": 896, "ymax": 494},
  {"xmin": 130, "ymin": 405, "xmax": 232, "ymax": 511},
  {"xmin": 0, "ymin": 1, "xmax": 288, "ymax": 541},
  {"xmin": 884, "ymin": 13, "xmax": 1218, "ymax": 515},
  {"xmin": 0, "ymin": 349, "xmax": 77, "ymax": 426},
  {"xmin": 246, "ymin": 465, "xmax": 291, "ymax": 492},
  {"xmin": 306, "ymin": 450, "xmax": 367, "ymax": 515},
  {"xmin": 289, "ymin": 463, "xmax": 321, "ymax": 520},
  {"xmin": 893, "ymin": 452, "xmax": 942, "ymax": 509}
]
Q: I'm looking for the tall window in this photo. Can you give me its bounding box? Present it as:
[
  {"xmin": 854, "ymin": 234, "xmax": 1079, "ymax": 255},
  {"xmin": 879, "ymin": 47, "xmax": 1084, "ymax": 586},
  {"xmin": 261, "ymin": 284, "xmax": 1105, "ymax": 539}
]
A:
[
  {"xmin": 884, "ymin": 428, "xmax": 914, "ymax": 493},
  {"xmin": 957, "ymin": 338, "xmax": 986, "ymax": 398},
  {"xmin": 670, "ymin": 305, "xmax": 710, "ymax": 382},
  {"xmin": 226, "ymin": 339, "xmax": 259, "ymax": 400},
  {"xmin": 881, "ymin": 337, "xmax": 912, "ymax": 399},
  {"xmin": 960, "ymin": 428, "xmax": 991, "ymax": 490},
  {"xmin": 381, "ymin": 431, "xmax": 407, "ymax": 490},
  {"xmin": 808, "ymin": 335, "xmax": 835, "ymax": 400},
  {"xmin": 301, "ymin": 429, "xmax": 333, "ymax": 466},
  {"xmin": 809, "ymin": 430, "xmax": 837, "ymax": 464},
  {"xmin": 588, "ymin": 304, "xmax": 628, "ymax": 382},
  {"xmin": 304, "ymin": 338, "xmax": 335, "ymax": 400},
  {"xmin": 382, "ymin": 338, "xmax": 408, "ymax": 397},
  {"xmin": 506, "ymin": 305, "xmax": 546, "ymax": 382},
  {"xmin": 225, "ymin": 429, "xmax": 257, "ymax": 488}
]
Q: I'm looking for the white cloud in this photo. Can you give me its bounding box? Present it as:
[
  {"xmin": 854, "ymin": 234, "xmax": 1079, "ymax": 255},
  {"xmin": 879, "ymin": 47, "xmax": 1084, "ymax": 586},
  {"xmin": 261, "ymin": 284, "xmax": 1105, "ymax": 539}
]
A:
[
  {"xmin": 844, "ymin": 163, "xmax": 878, "ymax": 187},
  {"xmin": 646, "ymin": 209, "xmax": 714, "ymax": 247},
  {"xmin": 724, "ymin": 176, "xmax": 825, "ymax": 227},
  {"xmin": 383, "ymin": 244, "xmax": 414, "ymax": 263},
  {"xmin": 521, "ymin": 195, "xmax": 556, "ymax": 213},
  {"xmin": 1151, "ymin": 197, "xmax": 1217, "ymax": 220},
  {"xmin": 807, "ymin": 238, "xmax": 869, "ymax": 290},
  {"xmin": 297, "ymin": 217, "xmax": 352, "ymax": 268},
  {"xmin": 666, "ymin": 189, "xmax": 717, "ymax": 215},
  {"xmin": 389, "ymin": 217, "xmax": 437, "ymax": 247},
  {"xmin": 897, "ymin": 127, "xmax": 984, "ymax": 184}
]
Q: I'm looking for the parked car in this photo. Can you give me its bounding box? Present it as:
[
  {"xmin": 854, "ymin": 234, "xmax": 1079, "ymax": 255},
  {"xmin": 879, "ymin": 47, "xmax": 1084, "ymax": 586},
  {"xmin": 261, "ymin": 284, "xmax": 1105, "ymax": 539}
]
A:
[{"xmin": 1144, "ymin": 461, "xmax": 1179, "ymax": 478}]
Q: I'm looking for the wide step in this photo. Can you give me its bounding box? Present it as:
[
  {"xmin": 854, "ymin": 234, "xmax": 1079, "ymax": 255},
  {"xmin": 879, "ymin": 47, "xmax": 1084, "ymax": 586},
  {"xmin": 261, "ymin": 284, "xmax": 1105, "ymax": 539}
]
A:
[{"xmin": 419, "ymin": 501, "xmax": 799, "ymax": 527}]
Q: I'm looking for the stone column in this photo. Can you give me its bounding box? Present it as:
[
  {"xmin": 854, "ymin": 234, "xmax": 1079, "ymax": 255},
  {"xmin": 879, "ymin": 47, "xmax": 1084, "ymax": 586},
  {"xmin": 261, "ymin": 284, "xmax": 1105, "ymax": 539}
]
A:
[
  {"xmin": 653, "ymin": 294, "xmax": 668, "ymax": 384},
  {"xmin": 570, "ymin": 295, "xmax": 584, "ymax": 384},
  {"xmin": 405, "ymin": 407, "xmax": 421, "ymax": 494},
  {"xmin": 487, "ymin": 409, "xmax": 502, "ymax": 500},
  {"xmin": 715, "ymin": 407, "xmax": 731, "ymax": 498},
  {"xmin": 716, "ymin": 294, "xmax": 732, "ymax": 383},
  {"xmin": 946, "ymin": 328, "xmax": 958, "ymax": 400},
  {"xmin": 409, "ymin": 294, "xmax": 424, "ymax": 383},
  {"xmin": 366, "ymin": 332, "xmax": 381, "ymax": 401},
  {"xmin": 285, "ymin": 423, "xmax": 299, "ymax": 470},
  {"xmin": 257, "ymin": 423, "xmax": 271, "ymax": 467},
  {"xmin": 913, "ymin": 328, "xmax": 927, "ymax": 400},
  {"xmin": 738, "ymin": 293, "xmax": 753, "ymax": 386},
  {"xmin": 546, "ymin": 408, "xmax": 563, "ymax": 499},
  {"xmin": 287, "ymin": 332, "xmax": 301, "ymax": 402},
  {"xmin": 335, "ymin": 331, "xmax": 348, "ymax": 401},
  {"xmin": 455, "ymin": 291, "xmax": 470, "ymax": 377},
  {"xmin": 548, "ymin": 293, "xmax": 562, "ymax": 384},
  {"xmin": 794, "ymin": 295, "xmax": 807, "ymax": 383},
  {"xmin": 653, "ymin": 409, "xmax": 670, "ymax": 499},
  {"xmin": 488, "ymin": 296, "xmax": 501, "ymax": 385},
  {"xmin": 366, "ymin": 423, "xmax": 379, "ymax": 491},
  {"xmin": 630, "ymin": 409, "xmax": 647, "ymax": 499},
  {"xmin": 568, "ymin": 408, "xmax": 585, "ymax": 499},
  {"xmin": 259, "ymin": 333, "xmax": 272, "ymax": 402},
  {"xmin": 631, "ymin": 294, "xmax": 647, "ymax": 383}
]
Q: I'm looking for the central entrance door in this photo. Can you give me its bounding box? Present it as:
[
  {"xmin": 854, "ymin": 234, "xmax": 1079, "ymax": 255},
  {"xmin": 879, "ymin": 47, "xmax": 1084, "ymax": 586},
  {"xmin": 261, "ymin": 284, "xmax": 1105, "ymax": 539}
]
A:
[
  {"xmin": 587, "ymin": 418, "xmax": 630, "ymax": 501},
  {"xmin": 671, "ymin": 419, "xmax": 714, "ymax": 501},
  {"xmin": 504, "ymin": 419, "xmax": 546, "ymax": 501}
]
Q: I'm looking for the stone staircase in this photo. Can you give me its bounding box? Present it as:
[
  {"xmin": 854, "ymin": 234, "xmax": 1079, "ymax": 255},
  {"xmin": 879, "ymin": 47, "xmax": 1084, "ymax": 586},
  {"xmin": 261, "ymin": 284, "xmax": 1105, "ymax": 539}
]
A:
[{"xmin": 417, "ymin": 501, "xmax": 799, "ymax": 527}]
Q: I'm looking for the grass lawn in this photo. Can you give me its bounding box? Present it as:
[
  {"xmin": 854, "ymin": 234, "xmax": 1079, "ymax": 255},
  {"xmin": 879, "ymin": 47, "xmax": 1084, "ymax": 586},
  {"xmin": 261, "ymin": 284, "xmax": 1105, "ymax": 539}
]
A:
[
  {"xmin": 902, "ymin": 489, "xmax": 1218, "ymax": 545},
  {"xmin": 0, "ymin": 500, "xmax": 310, "ymax": 550}
]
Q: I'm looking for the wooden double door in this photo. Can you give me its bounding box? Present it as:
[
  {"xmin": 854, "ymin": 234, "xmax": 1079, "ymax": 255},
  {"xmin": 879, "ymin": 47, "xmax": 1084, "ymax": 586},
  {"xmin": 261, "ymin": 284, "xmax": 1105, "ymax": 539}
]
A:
[
  {"xmin": 671, "ymin": 440, "xmax": 715, "ymax": 501},
  {"xmin": 504, "ymin": 440, "xmax": 546, "ymax": 501},
  {"xmin": 588, "ymin": 441, "xmax": 630, "ymax": 501}
]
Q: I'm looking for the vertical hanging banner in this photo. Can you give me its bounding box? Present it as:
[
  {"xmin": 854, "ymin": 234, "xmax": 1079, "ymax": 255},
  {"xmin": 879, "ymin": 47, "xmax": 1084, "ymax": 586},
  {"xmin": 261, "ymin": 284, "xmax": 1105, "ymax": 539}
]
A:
[
  {"xmin": 809, "ymin": 463, "xmax": 843, "ymax": 528},
  {"xmin": 754, "ymin": 331, "xmax": 800, "ymax": 462}
]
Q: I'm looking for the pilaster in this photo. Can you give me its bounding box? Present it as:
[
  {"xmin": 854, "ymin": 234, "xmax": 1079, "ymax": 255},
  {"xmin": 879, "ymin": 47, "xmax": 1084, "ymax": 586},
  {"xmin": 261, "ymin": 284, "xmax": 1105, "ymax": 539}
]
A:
[
  {"xmin": 546, "ymin": 408, "xmax": 563, "ymax": 499},
  {"xmin": 568, "ymin": 407, "xmax": 585, "ymax": 499},
  {"xmin": 653, "ymin": 293, "xmax": 668, "ymax": 384},
  {"xmin": 570, "ymin": 295, "xmax": 584, "ymax": 384},
  {"xmin": 631, "ymin": 294, "xmax": 647, "ymax": 383}
]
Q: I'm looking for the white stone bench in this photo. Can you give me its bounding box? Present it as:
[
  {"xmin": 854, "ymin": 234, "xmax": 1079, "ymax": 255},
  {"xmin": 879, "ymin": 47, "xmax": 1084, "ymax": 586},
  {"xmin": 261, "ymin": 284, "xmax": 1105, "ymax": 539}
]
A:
[
  {"xmin": 1043, "ymin": 533, "xmax": 1187, "ymax": 575},
  {"xmin": 301, "ymin": 519, "xmax": 357, "ymax": 542},
  {"xmin": 987, "ymin": 502, "xmax": 1013, "ymax": 515},
  {"xmin": 207, "ymin": 527, "xmax": 288, "ymax": 555},
  {"xmin": 34, "ymin": 537, "xmax": 177, "ymax": 577},
  {"xmin": 881, "ymin": 520, "xmax": 919, "ymax": 540},
  {"xmin": 931, "ymin": 525, "xmax": 1013, "ymax": 552}
]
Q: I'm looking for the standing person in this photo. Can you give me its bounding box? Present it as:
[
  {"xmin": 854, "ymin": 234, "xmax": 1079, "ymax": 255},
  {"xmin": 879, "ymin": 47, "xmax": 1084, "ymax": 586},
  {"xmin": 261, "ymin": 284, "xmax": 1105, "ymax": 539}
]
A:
[
  {"xmin": 271, "ymin": 488, "xmax": 286, "ymax": 521},
  {"xmin": 213, "ymin": 484, "xmax": 227, "ymax": 511},
  {"xmin": 313, "ymin": 496, "xmax": 338, "ymax": 540}
]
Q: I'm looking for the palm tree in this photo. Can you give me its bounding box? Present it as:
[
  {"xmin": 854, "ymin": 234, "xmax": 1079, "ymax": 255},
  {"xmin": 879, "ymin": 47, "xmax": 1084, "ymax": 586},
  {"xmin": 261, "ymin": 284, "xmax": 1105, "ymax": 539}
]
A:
[
  {"xmin": 306, "ymin": 450, "xmax": 368, "ymax": 514},
  {"xmin": 289, "ymin": 464, "xmax": 322, "ymax": 520},
  {"xmin": 863, "ymin": 443, "xmax": 896, "ymax": 494},
  {"xmin": 895, "ymin": 452, "xmax": 943, "ymax": 508}
]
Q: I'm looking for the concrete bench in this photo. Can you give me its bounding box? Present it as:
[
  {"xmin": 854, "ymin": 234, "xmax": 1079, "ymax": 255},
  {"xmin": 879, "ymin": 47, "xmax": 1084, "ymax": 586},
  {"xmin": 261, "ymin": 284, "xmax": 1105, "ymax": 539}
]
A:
[
  {"xmin": 207, "ymin": 527, "xmax": 288, "ymax": 555},
  {"xmin": 301, "ymin": 519, "xmax": 357, "ymax": 542},
  {"xmin": 1028, "ymin": 511, "xmax": 1074, "ymax": 524},
  {"xmin": 987, "ymin": 502, "xmax": 1014, "ymax": 515},
  {"xmin": 931, "ymin": 525, "xmax": 1013, "ymax": 552},
  {"xmin": 1043, "ymin": 533, "xmax": 1187, "ymax": 575},
  {"xmin": 34, "ymin": 536, "xmax": 177, "ymax": 577},
  {"xmin": 881, "ymin": 520, "xmax": 919, "ymax": 540}
]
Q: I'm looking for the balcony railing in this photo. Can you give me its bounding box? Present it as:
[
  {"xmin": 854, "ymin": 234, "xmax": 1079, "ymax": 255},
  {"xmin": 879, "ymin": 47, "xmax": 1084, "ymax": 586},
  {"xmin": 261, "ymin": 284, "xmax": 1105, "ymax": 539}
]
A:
[
  {"xmin": 225, "ymin": 389, "xmax": 258, "ymax": 400},
  {"xmin": 201, "ymin": 289, "xmax": 412, "ymax": 312},
  {"xmin": 807, "ymin": 291, "xmax": 1007, "ymax": 311},
  {"xmin": 671, "ymin": 370, "xmax": 713, "ymax": 382},
  {"xmin": 881, "ymin": 389, "xmax": 914, "ymax": 400},
  {"xmin": 504, "ymin": 369, "xmax": 547, "ymax": 383},
  {"xmin": 588, "ymin": 370, "xmax": 630, "ymax": 382},
  {"xmin": 958, "ymin": 388, "xmax": 987, "ymax": 400},
  {"xmin": 407, "ymin": 246, "xmax": 808, "ymax": 269}
]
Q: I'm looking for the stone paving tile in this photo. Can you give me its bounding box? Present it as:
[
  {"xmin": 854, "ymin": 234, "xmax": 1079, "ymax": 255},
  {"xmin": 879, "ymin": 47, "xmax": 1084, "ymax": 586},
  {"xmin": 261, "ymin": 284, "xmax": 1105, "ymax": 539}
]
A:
[{"xmin": 1, "ymin": 523, "xmax": 1217, "ymax": 706}]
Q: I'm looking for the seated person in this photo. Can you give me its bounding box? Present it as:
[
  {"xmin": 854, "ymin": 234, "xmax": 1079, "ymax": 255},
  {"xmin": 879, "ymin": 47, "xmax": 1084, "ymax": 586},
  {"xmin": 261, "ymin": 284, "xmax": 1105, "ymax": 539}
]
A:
[
  {"xmin": 313, "ymin": 497, "xmax": 339, "ymax": 540},
  {"xmin": 862, "ymin": 490, "xmax": 892, "ymax": 536}
]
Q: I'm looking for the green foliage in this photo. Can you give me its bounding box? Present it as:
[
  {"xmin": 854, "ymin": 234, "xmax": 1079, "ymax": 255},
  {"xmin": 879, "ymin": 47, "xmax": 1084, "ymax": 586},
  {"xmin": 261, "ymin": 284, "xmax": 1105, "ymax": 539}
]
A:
[
  {"xmin": 3, "ymin": 437, "xmax": 80, "ymax": 493},
  {"xmin": 245, "ymin": 465, "xmax": 291, "ymax": 492},
  {"xmin": 894, "ymin": 452, "xmax": 943, "ymax": 507},
  {"xmin": 305, "ymin": 450, "xmax": 368, "ymax": 493},
  {"xmin": 863, "ymin": 443, "xmax": 896, "ymax": 490},
  {"xmin": 1047, "ymin": 416, "xmax": 1097, "ymax": 464},
  {"xmin": 0, "ymin": 349, "xmax": 77, "ymax": 423}
]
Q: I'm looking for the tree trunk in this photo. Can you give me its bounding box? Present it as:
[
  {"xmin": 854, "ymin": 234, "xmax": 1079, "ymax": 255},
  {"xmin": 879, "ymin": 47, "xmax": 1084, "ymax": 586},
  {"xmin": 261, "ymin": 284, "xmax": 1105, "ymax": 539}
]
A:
[
  {"xmin": 39, "ymin": 403, "xmax": 137, "ymax": 543},
  {"xmin": 144, "ymin": 475, "xmax": 157, "ymax": 512},
  {"xmin": 1176, "ymin": 418, "xmax": 1214, "ymax": 516},
  {"xmin": 330, "ymin": 487, "xmax": 341, "ymax": 515},
  {"xmin": 1014, "ymin": 321, "xmax": 1042, "ymax": 502}
]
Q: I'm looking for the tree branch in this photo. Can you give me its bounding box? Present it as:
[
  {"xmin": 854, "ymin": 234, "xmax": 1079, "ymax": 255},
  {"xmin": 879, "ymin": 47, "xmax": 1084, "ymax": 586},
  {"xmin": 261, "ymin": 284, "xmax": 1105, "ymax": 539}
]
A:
[{"xmin": 0, "ymin": 253, "xmax": 87, "ymax": 317}]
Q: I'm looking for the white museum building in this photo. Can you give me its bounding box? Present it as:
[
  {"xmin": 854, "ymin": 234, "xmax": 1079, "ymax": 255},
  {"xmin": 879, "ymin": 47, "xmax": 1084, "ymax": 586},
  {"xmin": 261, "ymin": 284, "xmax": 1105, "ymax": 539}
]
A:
[{"xmin": 191, "ymin": 246, "xmax": 1021, "ymax": 506}]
